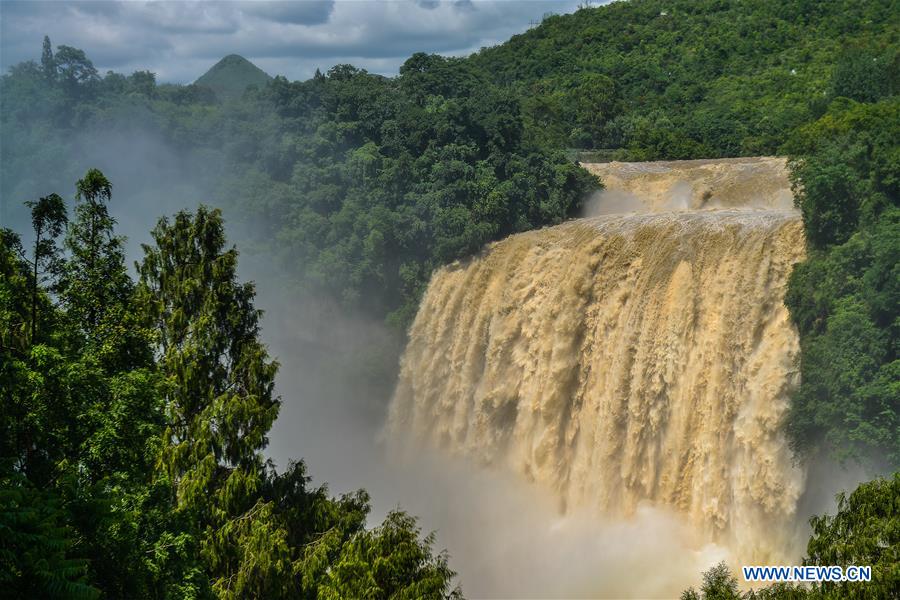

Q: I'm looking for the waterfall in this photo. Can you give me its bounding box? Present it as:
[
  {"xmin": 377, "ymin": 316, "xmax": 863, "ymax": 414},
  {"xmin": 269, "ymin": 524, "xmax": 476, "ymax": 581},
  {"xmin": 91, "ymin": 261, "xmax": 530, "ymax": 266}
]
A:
[{"xmin": 389, "ymin": 158, "xmax": 806, "ymax": 564}]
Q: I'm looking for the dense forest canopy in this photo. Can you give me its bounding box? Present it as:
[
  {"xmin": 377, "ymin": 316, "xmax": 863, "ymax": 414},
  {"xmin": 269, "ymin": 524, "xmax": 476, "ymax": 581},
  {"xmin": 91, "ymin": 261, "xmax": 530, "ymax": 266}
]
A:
[
  {"xmin": 3, "ymin": 1, "xmax": 894, "ymax": 324},
  {"xmin": 1, "ymin": 0, "xmax": 898, "ymax": 597},
  {"xmin": 1, "ymin": 35, "xmax": 597, "ymax": 327},
  {"xmin": 1, "ymin": 176, "xmax": 460, "ymax": 598},
  {"xmin": 1, "ymin": 0, "xmax": 895, "ymax": 467},
  {"xmin": 471, "ymin": 0, "xmax": 898, "ymax": 157},
  {"xmin": 783, "ymin": 98, "xmax": 899, "ymax": 469}
]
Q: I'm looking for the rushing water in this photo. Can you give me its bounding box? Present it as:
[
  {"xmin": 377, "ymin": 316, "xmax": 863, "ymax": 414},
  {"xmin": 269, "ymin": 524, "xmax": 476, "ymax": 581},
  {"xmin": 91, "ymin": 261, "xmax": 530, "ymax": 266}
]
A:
[{"xmin": 389, "ymin": 158, "xmax": 807, "ymax": 565}]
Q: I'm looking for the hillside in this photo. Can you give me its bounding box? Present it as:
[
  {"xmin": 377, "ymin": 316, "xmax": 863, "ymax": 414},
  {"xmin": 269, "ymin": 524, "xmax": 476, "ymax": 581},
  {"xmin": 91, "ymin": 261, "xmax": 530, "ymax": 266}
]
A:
[
  {"xmin": 1, "ymin": 1, "xmax": 898, "ymax": 598},
  {"xmin": 468, "ymin": 0, "xmax": 897, "ymax": 158},
  {"xmin": 1, "ymin": 0, "xmax": 896, "ymax": 321},
  {"xmin": 194, "ymin": 54, "xmax": 272, "ymax": 100}
]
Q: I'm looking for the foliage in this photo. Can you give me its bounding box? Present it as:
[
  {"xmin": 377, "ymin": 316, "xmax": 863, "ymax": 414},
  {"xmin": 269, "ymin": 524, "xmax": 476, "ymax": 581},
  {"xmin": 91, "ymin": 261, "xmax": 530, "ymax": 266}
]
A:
[
  {"xmin": 470, "ymin": 0, "xmax": 897, "ymax": 156},
  {"xmin": 318, "ymin": 511, "xmax": 462, "ymax": 600},
  {"xmin": 0, "ymin": 473, "xmax": 99, "ymax": 600},
  {"xmin": 1, "ymin": 38, "xmax": 598, "ymax": 328},
  {"xmin": 137, "ymin": 206, "xmax": 284, "ymax": 597},
  {"xmin": 680, "ymin": 561, "xmax": 742, "ymax": 600},
  {"xmin": 784, "ymin": 99, "xmax": 899, "ymax": 248},
  {"xmin": 23, "ymin": 192, "xmax": 67, "ymax": 341},
  {"xmin": 783, "ymin": 97, "xmax": 899, "ymax": 469},
  {"xmin": 681, "ymin": 474, "xmax": 900, "ymax": 600},
  {"xmin": 1, "ymin": 172, "xmax": 458, "ymax": 598},
  {"xmin": 805, "ymin": 474, "xmax": 900, "ymax": 599}
]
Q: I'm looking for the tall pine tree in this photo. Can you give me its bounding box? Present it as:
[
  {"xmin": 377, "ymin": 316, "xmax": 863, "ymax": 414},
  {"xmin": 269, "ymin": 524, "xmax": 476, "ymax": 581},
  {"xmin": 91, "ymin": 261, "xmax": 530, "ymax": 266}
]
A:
[
  {"xmin": 41, "ymin": 35, "xmax": 56, "ymax": 82},
  {"xmin": 24, "ymin": 193, "xmax": 66, "ymax": 342},
  {"xmin": 4, "ymin": 180, "xmax": 459, "ymax": 598},
  {"xmin": 62, "ymin": 168, "xmax": 148, "ymax": 371},
  {"xmin": 137, "ymin": 206, "xmax": 287, "ymax": 598}
]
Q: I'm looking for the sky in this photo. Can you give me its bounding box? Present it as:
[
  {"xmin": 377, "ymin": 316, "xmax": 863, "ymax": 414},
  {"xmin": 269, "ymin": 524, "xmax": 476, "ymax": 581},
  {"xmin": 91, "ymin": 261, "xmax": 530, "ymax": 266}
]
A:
[{"xmin": 0, "ymin": 0, "xmax": 592, "ymax": 83}]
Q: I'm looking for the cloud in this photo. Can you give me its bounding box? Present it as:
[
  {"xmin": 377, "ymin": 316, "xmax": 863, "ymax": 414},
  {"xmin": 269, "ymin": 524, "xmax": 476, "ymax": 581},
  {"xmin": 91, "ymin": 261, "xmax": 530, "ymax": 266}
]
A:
[
  {"xmin": 237, "ymin": 1, "xmax": 335, "ymax": 25},
  {"xmin": 0, "ymin": 0, "xmax": 588, "ymax": 83}
]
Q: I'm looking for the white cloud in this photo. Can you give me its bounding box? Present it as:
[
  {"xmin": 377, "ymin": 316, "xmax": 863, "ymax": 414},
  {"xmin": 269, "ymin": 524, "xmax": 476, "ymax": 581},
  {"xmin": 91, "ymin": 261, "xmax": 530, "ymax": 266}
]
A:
[{"xmin": 0, "ymin": 0, "xmax": 588, "ymax": 83}]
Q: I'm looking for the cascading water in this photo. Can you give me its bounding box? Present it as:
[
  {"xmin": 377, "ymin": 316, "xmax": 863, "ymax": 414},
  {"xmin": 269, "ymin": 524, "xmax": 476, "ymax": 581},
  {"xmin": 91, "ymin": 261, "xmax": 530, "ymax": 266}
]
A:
[{"xmin": 388, "ymin": 157, "xmax": 807, "ymax": 565}]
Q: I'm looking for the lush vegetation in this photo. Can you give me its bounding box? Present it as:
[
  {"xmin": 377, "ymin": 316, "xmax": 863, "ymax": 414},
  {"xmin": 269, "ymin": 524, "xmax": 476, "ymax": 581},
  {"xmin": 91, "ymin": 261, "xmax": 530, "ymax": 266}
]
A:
[
  {"xmin": 471, "ymin": 0, "xmax": 897, "ymax": 158},
  {"xmin": 681, "ymin": 473, "xmax": 899, "ymax": 599},
  {"xmin": 1, "ymin": 1, "xmax": 895, "ymax": 328},
  {"xmin": 784, "ymin": 96, "xmax": 899, "ymax": 469},
  {"xmin": 1, "ymin": 0, "xmax": 897, "ymax": 596},
  {"xmin": 1, "ymin": 36, "xmax": 597, "ymax": 328},
  {"xmin": 0, "ymin": 172, "xmax": 459, "ymax": 599}
]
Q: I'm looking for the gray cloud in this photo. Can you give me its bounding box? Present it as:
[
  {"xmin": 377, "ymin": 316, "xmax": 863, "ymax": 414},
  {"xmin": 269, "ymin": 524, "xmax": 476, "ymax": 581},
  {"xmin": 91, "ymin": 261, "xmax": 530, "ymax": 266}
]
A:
[
  {"xmin": 238, "ymin": 1, "xmax": 335, "ymax": 25},
  {"xmin": 1, "ymin": 0, "xmax": 588, "ymax": 83},
  {"xmin": 452, "ymin": 0, "xmax": 476, "ymax": 12}
]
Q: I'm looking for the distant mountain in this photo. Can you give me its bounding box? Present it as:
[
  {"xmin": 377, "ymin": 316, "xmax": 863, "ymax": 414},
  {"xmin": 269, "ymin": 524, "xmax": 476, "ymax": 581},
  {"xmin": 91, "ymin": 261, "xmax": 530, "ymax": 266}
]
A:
[{"xmin": 194, "ymin": 54, "xmax": 272, "ymax": 100}]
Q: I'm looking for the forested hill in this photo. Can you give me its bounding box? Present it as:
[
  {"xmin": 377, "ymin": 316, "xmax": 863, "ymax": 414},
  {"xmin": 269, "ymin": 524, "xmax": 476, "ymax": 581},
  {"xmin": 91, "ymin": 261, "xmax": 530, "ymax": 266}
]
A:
[
  {"xmin": 2, "ymin": 1, "xmax": 894, "ymax": 470},
  {"xmin": 195, "ymin": 54, "xmax": 272, "ymax": 100},
  {"xmin": 468, "ymin": 0, "xmax": 897, "ymax": 157},
  {"xmin": 1, "ymin": 1, "xmax": 898, "ymax": 597},
  {"xmin": 1, "ymin": 1, "xmax": 896, "ymax": 326}
]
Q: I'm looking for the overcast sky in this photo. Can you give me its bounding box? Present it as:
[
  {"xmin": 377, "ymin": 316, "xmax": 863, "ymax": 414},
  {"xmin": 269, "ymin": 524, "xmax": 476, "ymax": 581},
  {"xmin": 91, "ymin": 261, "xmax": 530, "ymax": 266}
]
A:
[{"xmin": 0, "ymin": 0, "xmax": 596, "ymax": 83}]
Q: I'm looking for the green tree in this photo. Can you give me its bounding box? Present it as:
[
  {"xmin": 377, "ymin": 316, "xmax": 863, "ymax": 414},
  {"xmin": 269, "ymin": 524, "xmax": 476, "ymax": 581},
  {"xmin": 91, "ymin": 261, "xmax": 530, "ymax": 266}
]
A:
[
  {"xmin": 137, "ymin": 206, "xmax": 284, "ymax": 598},
  {"xmin": 784, "ymin": 98, "xmax": 899, "ymax": 468},
  {"xmin": 568, "ymin": 73, "xmax": 619, "ymax": 148},
  {"xmin": 41, "ymin": 35, "xmax": 56, "ymax": 82},
  {"xmin": 4, "ymin": 175, "xmax": 459, "ymax": 598},
  {"xmin": 680, "ymin": 562, "xmax": 743, "ymax": 600},
  {"xmin": 0, "ymin": 229, "xmax": 36, "ymax": 470},
  {"xmin": 24, "ymin": 193, "xmax": 67, "ymax": 341},
  {"xmin": 60, "ymin": 168, "xmax": 147, "ymax": 371},
  {"xmin": 0, "ymin": 229, "xmax": 100, "ymax": 599},
  {"xmin": 0, "ymin": 472, "xmax": 99, "ymax": 600},
  {"xmin": 805, "ymin": 474, "xmax": 899, "ymax": 599},
  {"xmin": 129, "ymin": 70, "xmax": 157, "ymax": 97},
  {"xmin": 62, "ymin": 169, "xmax": 117, "ymax": 332},
  {"xmin": 789, "ymin": 140, "xmax": 870, "ymax": 248},
  {"xmin": 54, "ymin": 45, "xmax": 99, "ymax": 94},
  {"xmin": 0, "ymin": 227, "xmax": 77, "ymax": 484},
  {"xmin": 319, "ymin": 511, "xmax": 461, "ymax": 600},
  {"xmin": 830, "ymin": 48, "xmax": 898, "ymax": 104}
]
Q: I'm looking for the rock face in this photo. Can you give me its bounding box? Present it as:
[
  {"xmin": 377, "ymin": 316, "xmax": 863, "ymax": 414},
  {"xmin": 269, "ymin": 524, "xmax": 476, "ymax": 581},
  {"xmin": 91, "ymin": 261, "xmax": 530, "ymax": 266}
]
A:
[
  {"xmin": 195, "ymin": 54, "xmax": 272, "ymax": 100},
  {"xmin": 389, "ymin": 158, "xmax": 807, "ymax": 564}
]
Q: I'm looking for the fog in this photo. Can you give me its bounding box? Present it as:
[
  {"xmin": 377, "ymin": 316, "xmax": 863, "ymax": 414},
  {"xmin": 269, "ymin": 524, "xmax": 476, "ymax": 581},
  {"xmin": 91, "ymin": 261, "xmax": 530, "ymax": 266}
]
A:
[
  {"xmin": 2, "ymin": 127, "xmax": 217, "ymax": 258},
  {"xmin": 255, "ymin": 293, "xmax": 734, "ymax": 597},
  {"xmin": 2, "ymin": 124, "xmax": 886, "ymax": 599},
  {"xmin": 232, "ymin": 261, "xmax": 879, "ymax": 598}
]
